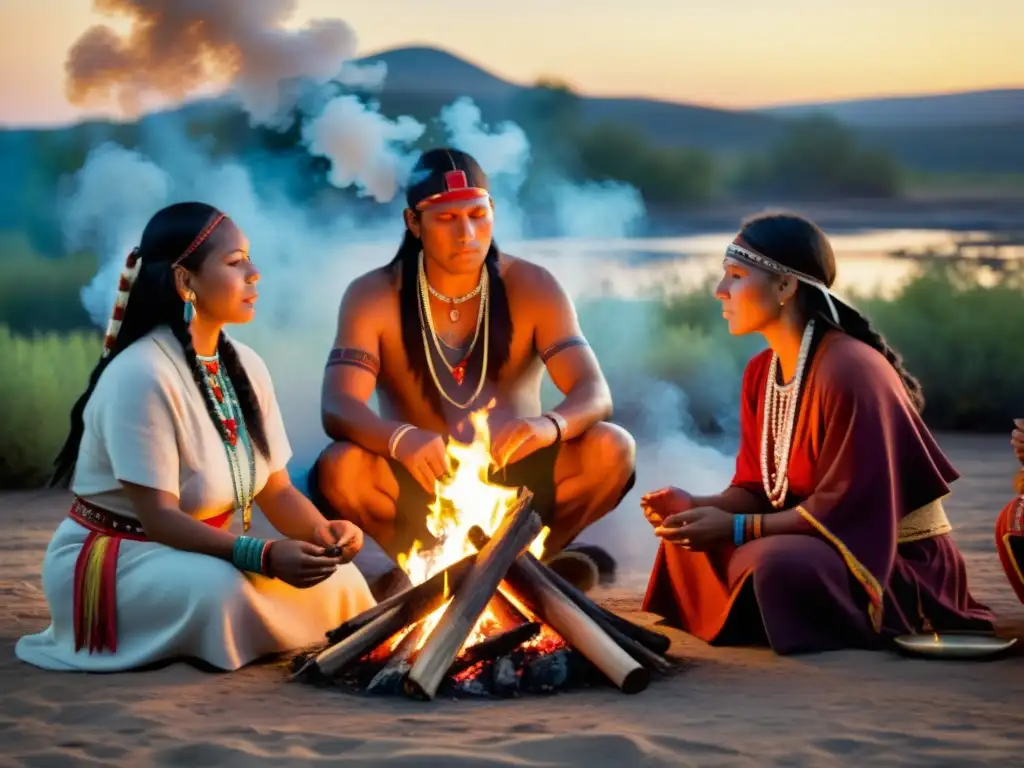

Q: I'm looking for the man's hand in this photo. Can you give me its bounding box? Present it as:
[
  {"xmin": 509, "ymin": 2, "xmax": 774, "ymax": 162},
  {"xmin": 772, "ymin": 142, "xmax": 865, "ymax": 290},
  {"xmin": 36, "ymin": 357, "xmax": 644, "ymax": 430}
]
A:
[
  {"xmin": 310, "ymin": 520, "xmax": 363, "ymax": 563},
  {"xmin": 641, "ymin": 486, "xmax": 696, "ymax": 527},
  {"xmin": 393, "ymin": 428, "xmax": 451, "ymax": 494},
  {"xmin": 654, "ymin": 506, "xmax": 735, "ymax": 552},
  {"xmin": 490, "ymin": 417, "xmax": 559, "ymax": 469}
]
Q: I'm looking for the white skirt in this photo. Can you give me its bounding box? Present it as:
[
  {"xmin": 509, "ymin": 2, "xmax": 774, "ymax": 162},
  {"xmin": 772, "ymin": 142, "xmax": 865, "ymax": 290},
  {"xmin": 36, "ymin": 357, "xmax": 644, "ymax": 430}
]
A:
[{"xmin": 15, "ymin": 518, "xmax": 377, "ymax": 672}]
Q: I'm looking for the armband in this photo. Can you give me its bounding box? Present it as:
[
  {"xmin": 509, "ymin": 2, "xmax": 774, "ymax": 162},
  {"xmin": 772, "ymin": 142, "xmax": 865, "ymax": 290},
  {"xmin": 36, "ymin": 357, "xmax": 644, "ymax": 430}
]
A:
[
  {"xmin": 326, "ymin": 347, "xmax": 380, "ymax": 377},
  {"xmin": 539, "ymin": 336, "xmax": 589, "ymax": 364}
]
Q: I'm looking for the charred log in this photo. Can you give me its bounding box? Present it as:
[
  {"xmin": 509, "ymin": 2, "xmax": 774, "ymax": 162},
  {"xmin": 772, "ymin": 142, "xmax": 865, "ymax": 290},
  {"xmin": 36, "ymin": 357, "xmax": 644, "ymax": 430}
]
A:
[{"xmin": 404, "ymin": 492, "xmax": 543, "ymax": 701}]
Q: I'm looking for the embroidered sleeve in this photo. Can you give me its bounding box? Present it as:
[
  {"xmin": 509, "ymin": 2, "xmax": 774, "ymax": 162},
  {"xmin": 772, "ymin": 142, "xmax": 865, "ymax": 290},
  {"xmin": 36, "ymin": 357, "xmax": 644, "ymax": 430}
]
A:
[
  {"xmin": 325, "ymin": 347, "xmax": 380, "ymax": 377},
  {"xmin": 539, "ymin": 336, "xmax": 589, "ymax": 364}
]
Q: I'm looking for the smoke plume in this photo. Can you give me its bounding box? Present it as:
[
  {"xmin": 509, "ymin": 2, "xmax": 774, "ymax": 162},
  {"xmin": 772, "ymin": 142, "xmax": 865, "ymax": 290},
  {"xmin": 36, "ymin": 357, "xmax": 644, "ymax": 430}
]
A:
[
  {"xmin": 66, "ymin": 0, "xmax": 378, "ymax": 126},
  {"xmin": 61, "ymin": 2, "xmax": 735, "ymax": 579}
]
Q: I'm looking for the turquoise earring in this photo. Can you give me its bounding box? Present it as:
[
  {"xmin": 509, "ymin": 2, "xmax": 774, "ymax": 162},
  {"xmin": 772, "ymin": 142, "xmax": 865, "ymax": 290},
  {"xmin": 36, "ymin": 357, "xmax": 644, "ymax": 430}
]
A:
[{"xmin": 184, "ymin": 291, "xmax": 196, "ymax": 324}]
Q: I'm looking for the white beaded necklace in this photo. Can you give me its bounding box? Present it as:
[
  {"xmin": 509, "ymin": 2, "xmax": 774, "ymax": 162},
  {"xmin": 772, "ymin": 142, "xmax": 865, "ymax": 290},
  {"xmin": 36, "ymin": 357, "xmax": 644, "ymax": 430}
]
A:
[{"xmin": 760, "ymin": 319, "xmax": 815, "ymax": 508}]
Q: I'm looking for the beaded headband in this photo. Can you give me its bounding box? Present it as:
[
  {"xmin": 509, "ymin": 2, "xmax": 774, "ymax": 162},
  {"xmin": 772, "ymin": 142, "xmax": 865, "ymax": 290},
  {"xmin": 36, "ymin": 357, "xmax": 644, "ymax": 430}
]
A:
[
  {"xmin": 725, "ymin": 239, "xmax": 841, "ymax": 325},
  {"xmin": 101, "ymin": 210, "xmax": 227, "ymax": 357},
  {"xmin": 172, "ymin": 212, "xmax": 226, "ymax": 266}
]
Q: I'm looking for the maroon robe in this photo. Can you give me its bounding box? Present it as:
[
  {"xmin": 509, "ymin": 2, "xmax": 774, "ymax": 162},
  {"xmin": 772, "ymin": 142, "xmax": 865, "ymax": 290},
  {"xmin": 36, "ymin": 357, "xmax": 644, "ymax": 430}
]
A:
[{"xmin": 642, "ymin": 331, "xmax": 995, "ymax": 654}]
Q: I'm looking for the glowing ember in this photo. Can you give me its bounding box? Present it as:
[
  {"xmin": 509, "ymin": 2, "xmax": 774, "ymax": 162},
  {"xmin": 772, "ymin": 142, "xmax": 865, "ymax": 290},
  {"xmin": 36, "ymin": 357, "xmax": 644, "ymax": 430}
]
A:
[{"xmin": 391, "ymin": 403, "xmax": 551, "ymax": 654}]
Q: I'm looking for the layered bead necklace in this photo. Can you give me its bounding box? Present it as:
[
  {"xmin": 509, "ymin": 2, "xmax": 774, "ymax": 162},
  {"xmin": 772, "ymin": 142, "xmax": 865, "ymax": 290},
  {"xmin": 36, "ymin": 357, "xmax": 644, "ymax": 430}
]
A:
[
  {"xmin": 759, "ymin": 319, "xmax": 815, "ymax": 509},
  {"xmin": 196, "ymin": 352, "xmax": 257, "ymax": 532},
  {"xmin": 417, "ymin": 251, "xmax": 490, "ymax": 409}
]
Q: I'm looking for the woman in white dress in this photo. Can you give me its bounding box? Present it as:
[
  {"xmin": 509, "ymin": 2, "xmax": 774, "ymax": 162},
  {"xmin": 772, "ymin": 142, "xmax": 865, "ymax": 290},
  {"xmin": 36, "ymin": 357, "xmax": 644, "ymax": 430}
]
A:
[{"xmin": 16, "ymin": 202, "xmax": 376, "ymax": 672}]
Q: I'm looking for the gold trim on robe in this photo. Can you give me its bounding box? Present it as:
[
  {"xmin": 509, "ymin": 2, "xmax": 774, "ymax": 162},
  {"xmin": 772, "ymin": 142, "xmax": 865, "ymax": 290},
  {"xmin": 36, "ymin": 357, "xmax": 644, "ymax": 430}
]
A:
[{"xmin": 796, "ymin": 505, "xmax": 884, "ymax": 633}]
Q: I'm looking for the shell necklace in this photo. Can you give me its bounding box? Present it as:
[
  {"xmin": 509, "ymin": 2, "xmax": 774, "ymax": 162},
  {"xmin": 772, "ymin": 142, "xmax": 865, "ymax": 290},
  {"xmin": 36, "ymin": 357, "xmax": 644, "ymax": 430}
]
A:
[{"xmin": 759, "ymin": 319, "xmax": 815, "ymax": 509}]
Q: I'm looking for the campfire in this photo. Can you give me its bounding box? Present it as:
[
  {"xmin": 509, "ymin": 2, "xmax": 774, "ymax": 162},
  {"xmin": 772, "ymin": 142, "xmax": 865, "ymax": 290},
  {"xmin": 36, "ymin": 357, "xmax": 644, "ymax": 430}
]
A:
[{"xmin": 291, "ymin": 407, "xmax": 673, "ymax": 700}]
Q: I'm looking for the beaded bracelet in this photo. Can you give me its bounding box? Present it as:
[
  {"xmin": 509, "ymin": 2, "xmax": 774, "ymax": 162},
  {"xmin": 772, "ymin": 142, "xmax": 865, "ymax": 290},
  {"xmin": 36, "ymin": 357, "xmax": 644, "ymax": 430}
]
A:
[
  {"xmin": 388, "ymin": 423, "xmax": 416, "ymax": 459},
  {"xmin": 733, "ymin": 514, "xmax": 745, "ymax": 547},
  {"xmin": 233, "ymin": 535, "xmax": 270, "ymax": 575},
  {"xmin": 734, "ymin": 514, "xmax": 766, "ymax": 547}
]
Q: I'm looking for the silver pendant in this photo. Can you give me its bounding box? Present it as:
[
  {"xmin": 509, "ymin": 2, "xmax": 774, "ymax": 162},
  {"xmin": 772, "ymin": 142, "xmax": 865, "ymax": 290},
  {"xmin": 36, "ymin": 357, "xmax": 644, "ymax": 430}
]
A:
[{"xmin": 449, "ymin": 307, "xmax": 460, "ymax": 322}]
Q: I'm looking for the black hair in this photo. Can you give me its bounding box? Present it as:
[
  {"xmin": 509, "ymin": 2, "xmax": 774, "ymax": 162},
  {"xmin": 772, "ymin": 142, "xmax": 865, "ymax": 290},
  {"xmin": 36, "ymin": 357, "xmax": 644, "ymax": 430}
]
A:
[
  {"xmin": 51, "ymin": 202, "xmax": 270, "ymax": 488},
  {"xmin": 390, "ymin": 148, "xmax": 512, "ymax": 414},
  {"xmin": 738, "ymin": 211, "xmax": 925, "ymax": 413}
]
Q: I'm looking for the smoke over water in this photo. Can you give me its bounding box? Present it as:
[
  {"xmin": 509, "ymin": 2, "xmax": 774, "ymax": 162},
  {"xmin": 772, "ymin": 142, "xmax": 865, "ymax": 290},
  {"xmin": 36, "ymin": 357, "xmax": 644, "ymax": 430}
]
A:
[{"xmin": 63, "ymin": 1, "xmax": 734, "ymax": 578}]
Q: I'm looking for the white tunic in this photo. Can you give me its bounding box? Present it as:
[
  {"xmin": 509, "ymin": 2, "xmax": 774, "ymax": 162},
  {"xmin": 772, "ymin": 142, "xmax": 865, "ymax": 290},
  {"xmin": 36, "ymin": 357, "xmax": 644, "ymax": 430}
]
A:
[{"xmin": 15, "ymin": 325, "xmax": 375, "ymax": 672}]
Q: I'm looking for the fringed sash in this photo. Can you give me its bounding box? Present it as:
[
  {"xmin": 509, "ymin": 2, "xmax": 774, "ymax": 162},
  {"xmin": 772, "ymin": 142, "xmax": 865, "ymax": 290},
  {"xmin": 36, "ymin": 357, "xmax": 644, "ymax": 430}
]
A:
[{"xmin": 69, "ymin": 497, "xmax": 231, "ymax": 655}]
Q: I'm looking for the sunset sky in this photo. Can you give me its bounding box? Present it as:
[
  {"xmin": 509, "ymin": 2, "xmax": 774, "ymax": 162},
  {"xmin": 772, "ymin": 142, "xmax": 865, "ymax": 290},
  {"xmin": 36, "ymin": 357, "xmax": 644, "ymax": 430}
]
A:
[{"xmin": 1, "ymin": 0, "xmax": 1021, "ymax": 126}]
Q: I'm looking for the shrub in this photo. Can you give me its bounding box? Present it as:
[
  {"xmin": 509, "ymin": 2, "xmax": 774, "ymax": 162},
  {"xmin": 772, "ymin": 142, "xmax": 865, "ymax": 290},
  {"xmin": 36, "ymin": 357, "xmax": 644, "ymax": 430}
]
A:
[{"xmin": 0, "ymin": 326, "xmax": 101, "ymax": 488}]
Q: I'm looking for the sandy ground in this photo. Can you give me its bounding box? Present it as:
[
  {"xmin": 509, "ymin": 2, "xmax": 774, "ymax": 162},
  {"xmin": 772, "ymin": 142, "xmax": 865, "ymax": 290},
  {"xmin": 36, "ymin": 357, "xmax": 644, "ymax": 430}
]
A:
[{"xmin": 4, "ymin": 433, "xmax": 1024, "ymax": 767}]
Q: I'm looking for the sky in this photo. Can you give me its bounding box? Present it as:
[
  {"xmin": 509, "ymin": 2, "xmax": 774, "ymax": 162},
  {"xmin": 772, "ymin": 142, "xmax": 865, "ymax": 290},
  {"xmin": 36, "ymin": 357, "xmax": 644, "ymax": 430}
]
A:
[{"xmin": 0, "ymin": 0, "xmax": 1021, "ymax": 126}]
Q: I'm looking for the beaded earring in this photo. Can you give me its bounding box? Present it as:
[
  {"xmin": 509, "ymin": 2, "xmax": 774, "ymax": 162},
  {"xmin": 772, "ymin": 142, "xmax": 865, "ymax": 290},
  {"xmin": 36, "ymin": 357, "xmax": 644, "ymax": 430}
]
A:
[{"xmin": 183, "ymin": 290, "xmax": 197, "ymax": 324}]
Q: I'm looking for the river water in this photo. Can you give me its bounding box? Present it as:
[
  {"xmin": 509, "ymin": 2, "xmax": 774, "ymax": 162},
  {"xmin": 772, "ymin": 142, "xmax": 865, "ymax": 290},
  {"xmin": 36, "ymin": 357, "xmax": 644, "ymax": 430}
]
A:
[{"xmin": 505, "ymin": 228, "xmax": 1022, "ymax": 300}]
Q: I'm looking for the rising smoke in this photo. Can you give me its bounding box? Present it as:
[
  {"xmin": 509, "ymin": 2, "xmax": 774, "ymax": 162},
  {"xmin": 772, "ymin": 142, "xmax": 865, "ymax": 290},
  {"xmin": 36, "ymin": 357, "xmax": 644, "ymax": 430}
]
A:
[{"xmin": 61, "ymin": 0, "xmax": 734, "ymax": 578}]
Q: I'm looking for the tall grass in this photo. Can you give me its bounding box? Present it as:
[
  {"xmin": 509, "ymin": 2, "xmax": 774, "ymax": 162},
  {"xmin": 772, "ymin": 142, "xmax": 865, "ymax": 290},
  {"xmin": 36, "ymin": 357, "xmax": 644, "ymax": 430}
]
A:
[{"xmin": 0, "ymin": 327, "xmax": 101, "ymax": 488}]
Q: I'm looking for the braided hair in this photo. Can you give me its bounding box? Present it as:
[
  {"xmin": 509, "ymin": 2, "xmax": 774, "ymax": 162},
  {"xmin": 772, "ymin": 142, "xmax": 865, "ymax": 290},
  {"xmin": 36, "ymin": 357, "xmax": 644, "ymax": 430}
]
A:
[
  {"xmin": 738, "ymin": 211, "xmax": 925, "ymax": 413},
  {"xmin": 51, "ymin": 202, "xmax": 270, "ymax": 488}
]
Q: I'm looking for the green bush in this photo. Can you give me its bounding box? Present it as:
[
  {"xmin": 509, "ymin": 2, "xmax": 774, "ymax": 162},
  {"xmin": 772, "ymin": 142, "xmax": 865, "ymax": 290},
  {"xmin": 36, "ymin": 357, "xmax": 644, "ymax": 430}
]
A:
[
  {"xmin": 0, "ymin": 233, "xmax": 98, "ymax": 334},
  {"xmin": 655, "ymin": 262, "xmax": 1024, "ymax": 432},
  {"xmin": 0, "ymin": 326, "xmax": 101, "ymax": 488}
]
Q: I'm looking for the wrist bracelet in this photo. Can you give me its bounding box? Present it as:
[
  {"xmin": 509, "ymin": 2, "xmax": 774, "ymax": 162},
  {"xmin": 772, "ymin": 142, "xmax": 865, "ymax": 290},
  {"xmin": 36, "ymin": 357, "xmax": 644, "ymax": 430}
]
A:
[
  {"xmin": 388, "ymin": 423, "xmax": 416, "ymax": 459},
  {"xmin": 542, "ymin": 411, "xmax": 568, "ymax": 442},
  {"xmin": 233, "ymin": 535, "xmax": 269, "ymax": 575},
  {"xmin": 733, "ymin": 514, "xmax": 746, "ymax": 547}
]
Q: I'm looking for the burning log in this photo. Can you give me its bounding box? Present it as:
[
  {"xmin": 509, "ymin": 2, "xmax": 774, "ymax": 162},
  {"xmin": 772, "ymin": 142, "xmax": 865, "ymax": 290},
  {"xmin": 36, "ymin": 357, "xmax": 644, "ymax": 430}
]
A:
[
  {"xmin": 448, "ymin": 621, "xmax": 542, "ymax": 676},
  {"xmin": 466, "ymin": 528, "xmax": 670, "ymax": 655},
  {"xmin": 468, "ymin": 528, "xmax": 651, "ymax": 693},
  {"xmin": 291, "ymin": 602, "xmax": 407, "ymax": 681},
  {"xmin": 538, "ymin": 554, "xmax": 671, "ymax": 655},
  {"xmin": 324, "ymin": 553, "xmax": 477, "ymax": 645},
  {"xmin": 293, "ymin": 557, "xmax": 471, "ymax": 682},
  {"xmin": 404, "ymin": 491, "xmax": 543, "ymax": 701},
  {"xmin": 366, "ymin": 622, "xmax": 426, "ymax": 695}
]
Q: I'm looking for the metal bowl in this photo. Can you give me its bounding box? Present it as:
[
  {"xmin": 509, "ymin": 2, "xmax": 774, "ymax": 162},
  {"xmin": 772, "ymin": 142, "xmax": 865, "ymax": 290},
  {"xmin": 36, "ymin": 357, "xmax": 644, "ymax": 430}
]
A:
[{"xmin": 893, "ymin": 632, "xmax": 1018, "ymax": 660}]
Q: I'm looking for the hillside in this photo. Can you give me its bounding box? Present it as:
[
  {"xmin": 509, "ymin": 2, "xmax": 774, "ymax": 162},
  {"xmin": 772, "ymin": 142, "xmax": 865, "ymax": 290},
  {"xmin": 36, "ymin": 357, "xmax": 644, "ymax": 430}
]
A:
[
  {"xmin": 357, "ymin": 47, "xmax": 1023, "ymax": 167},
  {"xmin": 759, "ymin": 88, "xmax": 1024, "ymax": 127}
]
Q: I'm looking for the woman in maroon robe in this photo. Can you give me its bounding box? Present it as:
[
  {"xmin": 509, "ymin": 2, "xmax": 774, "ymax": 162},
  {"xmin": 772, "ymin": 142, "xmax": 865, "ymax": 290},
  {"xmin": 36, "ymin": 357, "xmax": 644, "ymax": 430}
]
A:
[{"xmin": 641, "ymin": 212, "xmax": 995, "ymax": 654}]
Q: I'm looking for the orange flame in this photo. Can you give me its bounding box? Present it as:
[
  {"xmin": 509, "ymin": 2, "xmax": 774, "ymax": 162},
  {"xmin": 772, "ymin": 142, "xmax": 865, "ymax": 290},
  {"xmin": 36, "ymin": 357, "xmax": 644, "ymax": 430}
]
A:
[{"xmin": 391, "ymin": 402, "xmax": 549, "ymax": 653}]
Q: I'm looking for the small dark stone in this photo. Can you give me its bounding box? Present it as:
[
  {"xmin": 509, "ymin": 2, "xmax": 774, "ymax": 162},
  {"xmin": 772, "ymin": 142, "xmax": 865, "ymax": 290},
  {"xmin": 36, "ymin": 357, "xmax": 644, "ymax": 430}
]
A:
[
  {"xmin": 491, "ymin": 655, "xmax": 520, "ymax": 698},
  {"xmin": 522, "ymin": 648, "xmax": 569, "ymax": 693}
]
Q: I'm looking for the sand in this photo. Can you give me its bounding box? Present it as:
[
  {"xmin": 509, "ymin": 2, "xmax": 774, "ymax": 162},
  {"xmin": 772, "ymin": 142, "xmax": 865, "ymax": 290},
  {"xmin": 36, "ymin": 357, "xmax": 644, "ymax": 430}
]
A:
[{"xmin": 4, "ymin": 433, "xmax": 1024, "ymax": 767}]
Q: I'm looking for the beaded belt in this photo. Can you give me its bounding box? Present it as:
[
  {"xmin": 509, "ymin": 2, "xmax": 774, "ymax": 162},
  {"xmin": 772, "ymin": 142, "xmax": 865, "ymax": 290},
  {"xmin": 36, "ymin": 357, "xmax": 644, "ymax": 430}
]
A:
[{"xmin": 69, "ymin": 496, "xmax": 148, "ymax": 539}]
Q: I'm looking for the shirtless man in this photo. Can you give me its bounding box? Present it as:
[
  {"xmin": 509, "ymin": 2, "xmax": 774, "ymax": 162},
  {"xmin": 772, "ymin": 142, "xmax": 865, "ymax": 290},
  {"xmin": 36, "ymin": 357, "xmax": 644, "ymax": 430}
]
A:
[{"xmin": 308, "ymin": 148, "xmax": 636, "ymax": 588}]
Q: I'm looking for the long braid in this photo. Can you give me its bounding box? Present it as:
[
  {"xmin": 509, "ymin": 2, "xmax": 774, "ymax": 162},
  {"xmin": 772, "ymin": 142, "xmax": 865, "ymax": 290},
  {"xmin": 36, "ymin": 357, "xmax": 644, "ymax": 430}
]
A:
[
  {"xmin": 217, "ymin": 335, "xmax": 270, "ymax": 459},
  {"xmin": 166, "ymin": 318, "xmax": 236, "ymax": 447},
  {"xmin": 803, "ymin": 290, "xmax": 926, "ymax": 413}
]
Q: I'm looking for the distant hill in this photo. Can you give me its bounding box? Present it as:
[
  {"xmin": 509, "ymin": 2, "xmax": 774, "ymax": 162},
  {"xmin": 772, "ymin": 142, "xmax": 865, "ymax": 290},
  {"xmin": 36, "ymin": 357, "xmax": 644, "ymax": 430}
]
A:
[
  {"xmin": 358, "ymin": 47, "xmax": 1022, "ymax": 165},
  {"xmin": 757, "ymin": 88, "xmax": 1024, "ymax": 127},
  {"xmin": 359, "ymin": 46, "xmax": 787, "ymax": 153}
]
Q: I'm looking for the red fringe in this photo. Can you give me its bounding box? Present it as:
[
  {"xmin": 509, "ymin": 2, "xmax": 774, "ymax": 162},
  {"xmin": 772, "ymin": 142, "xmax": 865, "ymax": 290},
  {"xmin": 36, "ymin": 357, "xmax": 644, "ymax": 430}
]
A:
[{"xmin": 70, "ymin": 504, "xmax": 234, "ymax": 654}]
